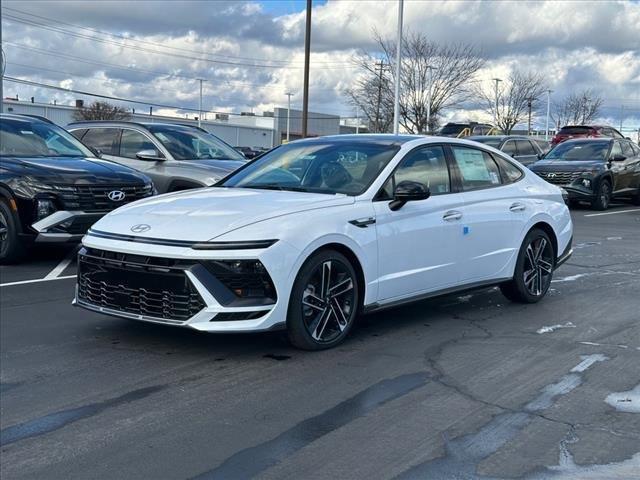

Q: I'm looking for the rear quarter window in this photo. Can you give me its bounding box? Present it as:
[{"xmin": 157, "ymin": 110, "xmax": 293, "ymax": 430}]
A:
[{"xmin": 493, "ymin": 155, "xmax": 524, "ymax": 184}]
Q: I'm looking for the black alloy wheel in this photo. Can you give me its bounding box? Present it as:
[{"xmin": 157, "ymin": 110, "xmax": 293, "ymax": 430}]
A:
[
  {"xmin": 0, "ymin": 200, "xmax": 26, "ymax": 264},
  {"xmin": 592, "ymin": 180, "xmax": 611, "ymax": 210},
  {"xmin": 500, "ymin": 228, "xmax": 555, "ymax": 303},
  {"xmin": 0, "ymin": 209, "xmax": 8, "ymax": 257},
  {"xmin": 287, "ymin": 250, "xmax": 359, "ymax": 350}
]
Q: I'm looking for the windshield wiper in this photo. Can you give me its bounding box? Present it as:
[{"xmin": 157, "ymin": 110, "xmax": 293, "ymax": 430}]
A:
[{"xmin": 239, "ymin": 184, "xmax": 309, "ymax": 192}]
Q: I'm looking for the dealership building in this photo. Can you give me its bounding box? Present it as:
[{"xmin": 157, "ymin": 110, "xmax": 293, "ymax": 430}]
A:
[{"xmin": 2, "ymin": 99, "xmax": 360, "ymax": 149}]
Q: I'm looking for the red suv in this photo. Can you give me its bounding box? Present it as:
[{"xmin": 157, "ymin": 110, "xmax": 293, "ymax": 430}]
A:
[{"xmin": 551, "ymin": 125, "xmax": 625, "ymax": 146}]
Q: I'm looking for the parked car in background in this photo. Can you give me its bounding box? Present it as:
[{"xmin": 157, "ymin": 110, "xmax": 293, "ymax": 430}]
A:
[
  {"xmin": 438, "ymin": 122, "xmax": 494, "ymax": 137},
  {"xmin": 68, "ymin": 121, "xmax": 246, "ymax": 193},
  {"xmin": 75, "ymin": 134, "xmax": 572, "ymax": 350},
  {"xmin": 468, "ymin": 135, "xmax": 544, "ymax": 166},
  {"xmin": 550, "ymin": 125, "xmax": 625, "ymax": 147},
  {"xmin": 529, "ymin": 138, "xmax": 640, "ymax": 210},
  {"xmin": 0, "ymin": 114, "xmax": 153, "ymax": 263}
]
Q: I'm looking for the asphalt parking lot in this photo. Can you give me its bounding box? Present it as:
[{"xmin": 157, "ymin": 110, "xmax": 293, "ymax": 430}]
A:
[{"xmin": 1, "ymin": 206, "xmax": 639, "ymax": 480}]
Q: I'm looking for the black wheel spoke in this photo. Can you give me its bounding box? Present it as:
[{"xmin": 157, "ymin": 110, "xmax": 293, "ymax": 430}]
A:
[{"xmin": 523, "ymin": 235, "xmax": 554, "ymax": 297}]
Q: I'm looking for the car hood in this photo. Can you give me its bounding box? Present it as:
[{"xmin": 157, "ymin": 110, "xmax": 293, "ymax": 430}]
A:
[
  {"xmin": 91, "ymin": 187, "xmax": 355, "ymax": 242},
  {"xmin": 1, "ymin": 156, "xmax": 149, "ymax": 184},
  {"xmin": 530, "ymin": 159, "xmax": 604, "ymax": 171}
]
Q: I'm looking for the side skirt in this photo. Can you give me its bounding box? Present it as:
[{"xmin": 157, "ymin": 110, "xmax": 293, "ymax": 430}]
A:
[{"xmin": 362, "ymin": 277, "xmax": 512, "ymax": 314}]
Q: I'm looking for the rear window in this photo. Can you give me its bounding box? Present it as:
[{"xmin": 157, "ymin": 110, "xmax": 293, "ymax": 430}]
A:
[
  {"xmin": 559, "ymin": 126, "xmax": 595, "ymax": 135},
  {"xmin": 440, "ymin": 124, "xmax": 467, "ymax": 135}
]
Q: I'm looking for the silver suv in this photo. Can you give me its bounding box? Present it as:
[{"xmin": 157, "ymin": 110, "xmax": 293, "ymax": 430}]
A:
[{"xmin": 68, "ymin": 121, "xmax": 246, "ymax": 193}]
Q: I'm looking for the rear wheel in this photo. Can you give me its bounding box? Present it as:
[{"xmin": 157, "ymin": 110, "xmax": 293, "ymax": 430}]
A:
[
  {"xmin": 0, "ymin": 200, "xmax": 26, "ymax": 264},
  {"xmin": 500, "ymin": 229, "xmax": 555, "ymax": 304},
  {"xmin": 287, "ymin": 250, "xmax": 359, "ymax": 350},
  {"xmin": 591, "ymin": 180, "xmax": 611, "ymax": 210}
]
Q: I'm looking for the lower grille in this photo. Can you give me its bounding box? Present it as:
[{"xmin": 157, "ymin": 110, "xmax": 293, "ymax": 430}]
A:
[
  {"xmin": 77, "ymin": 250, "xmax": 205, "ymax": 322},
  {"xmin": 535, "ymin": 171, "xmax": 580, "ymax": 185}
]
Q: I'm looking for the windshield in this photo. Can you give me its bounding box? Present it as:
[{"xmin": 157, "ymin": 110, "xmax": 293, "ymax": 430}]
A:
[
  {"xmin": 147, "ymin": 125, "xmax": 244, "ymax": 161},
  {"xmin": 221, "ymin": 141, "xmax": 401, "ymax": 195},
  {"xmin": 545, "ymin": 141, "xmax": 610, "ymax": 162},
  {"xmin": 440, "ymin": 124, "xmax": 466, "ymax": 135},
  {"xmin": 0, "ymin": 118, "xmax": 94, "ymax": 158},
  {"xmin": 469, "ymin": 137, "xmax": 502, "ymax": 147}
]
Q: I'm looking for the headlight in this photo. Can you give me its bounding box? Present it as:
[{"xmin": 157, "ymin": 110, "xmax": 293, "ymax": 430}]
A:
[{"xmin": 36, "ymin": 199, "xmax": 56, "ymax": 220}]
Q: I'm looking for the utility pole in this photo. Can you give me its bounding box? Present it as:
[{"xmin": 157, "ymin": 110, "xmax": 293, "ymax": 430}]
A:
[
  {"xmin": 285, "ymin": 92, "xmax": 293, "ymax": 142},
  {"xmin": 197, "ymin": 79, "xmax": 205, "ymax": 128},
  {"xmin": 492, "ymin": 78, "xmax": 502, "ymax": 129},
  {"xmin": 355, "ymin": 105, "xmax": 359, "ymax": 134},
  {"xmin": 426, "ymin": 65, "xmax": 435, "ymax": 134},
  {"xmin": 619, "ymin": 105, "xmax": 624, "ymax": 132},
  {"xmin": 374, "ymin": 60, "xmax": 385, "ymax": 133},
  {"xmin": 392, "ymin": 0, "xmax": 404, "ymax": 135},
  {"xmin": 301, "ymin": 0, "xmax": 312, "ymax": 138},
  {"xmin": 545, "ymin": 89, "xmax": 552, "ymax": 140},
  {"xmin": 527, "ymin": 97, "xmax": 533, "ymax": 135}
]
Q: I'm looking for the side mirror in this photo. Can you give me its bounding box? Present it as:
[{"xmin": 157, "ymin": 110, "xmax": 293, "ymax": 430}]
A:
[
  {"xmin": 136, "ymin": 149, "xmax": 165, "ymax": 161},
  {"xmin": 389, "ymin": 180, "xmax": 430, "ymax": 211},
  {"xmin": 537, "ymin": 152, "xmax": 545, "ymax": 160},
  {"xmin": 610, "ymin": 154, "xmax": 626, "ymax": 162}
]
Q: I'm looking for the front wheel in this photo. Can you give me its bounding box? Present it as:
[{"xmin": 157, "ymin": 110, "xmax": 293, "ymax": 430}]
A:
[
  {"xmin": 500, "ymin": 229, "xmax": 555, "ymax": 304},
  {"xmin": 287, "ymin": 250, "xmax": 359, "ymax": 350},
  {"xmin": 591, "ymin": 180, "xmax": 611, "ymax": 210},
  {"xmin": 0, "ymin": 200, "xmax": 27, "ymax": 264}
]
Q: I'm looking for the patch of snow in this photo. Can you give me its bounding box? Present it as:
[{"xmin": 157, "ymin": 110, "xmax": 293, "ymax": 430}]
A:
[
  {"xmin": 605, "ymin": 384, "xmax": 640, "ymax": 413},
  {"xmin": 552, "ymin": 274, "xmax": 589, "ymax": 283},
  {"xmin": 570, "ymin": 354, "xmax": 609, "ymax": 373},
  {"xmin": 537, "ymin": 322, "xmax": 576, "ymax": 334},
  {"xmin": 606, "ymin": 236, "xmax": 622, "ymax": 241}
]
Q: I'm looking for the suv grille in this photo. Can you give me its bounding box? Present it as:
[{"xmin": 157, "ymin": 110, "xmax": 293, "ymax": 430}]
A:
[
  {"xmin": 77, "ymin": 249, "xmax": 205, "ymax": 322},
  {"xmin": 535, "ymin": 171, "xmax": 580, "ymax": 186},
  {"xmin": 58, "ymin": 184, "xmax": 153, "ymax": 212}
]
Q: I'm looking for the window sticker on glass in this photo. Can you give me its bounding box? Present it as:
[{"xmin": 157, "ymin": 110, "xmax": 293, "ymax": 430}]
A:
[{"xmin": 456, "ymin": 149, "xmax": 492, "ymax": 181}]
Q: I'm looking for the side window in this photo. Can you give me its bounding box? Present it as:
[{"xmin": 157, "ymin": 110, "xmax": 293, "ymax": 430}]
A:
[
  {"xmin": 610, "ymin": 141, "xmax": 623, "ymax": 158},
  {"xmin": 120, "ymin": 130, "xmax": 158, "ymax": 159},
  {"xmin": 631, "ymin": 143, "xmax": 640, "ymax": 156},
  {"xmin": 516, "ymin": 140, "xmax": 536, "ymax": 156},
  {"xmin": 380, "ymin": 145, "xmax": 450, "ymax": 199},
  {"xmin": 451, "ymin": 146, "xmax": 502, "ymax": 191},
  {"xmin": 621, "ymin": 142, "xmax": 634, "ymax": 158},
  {"xmin": 493, "ymin": 155, "xmax": 524, "ymax": 184},
  {"xmin": 501, "ymin": 140, "xmax": 517, "ymax": 156},
  {"xmin": 81, "ymin": 128, "xmax": 119, "ymax": 155}
]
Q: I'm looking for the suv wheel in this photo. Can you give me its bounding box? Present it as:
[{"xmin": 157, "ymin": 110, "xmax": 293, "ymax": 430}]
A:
[
  {"xmin": 0, "ymin": 200, "xmax": 26, "ymax": 264},
  {"xmin": 287, "ymin": 250, "xmax": 359, "ymax": 350},
  {"xmin": 500, "ymin": 228, "xmax": 555, "ymax": 304},
  {"xmin": 591, "ymin": 180, "xmax": 611, "ymax": 210}
]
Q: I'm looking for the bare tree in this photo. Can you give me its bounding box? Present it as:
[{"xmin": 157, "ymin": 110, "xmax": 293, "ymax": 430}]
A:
[
  {"xmin": 476, "ymin": 70, "xmax": 546, "ymax": 134},
  {"xmin": 552, "ymin": 89, "xmax": 603, "ymax": 127},
  {"xmin": 73, "ymin": 101, "xmax": 132, "ymax": 121},
  {"xmin": 346, "ymin": 31, "xmax": 484, "ymax": 133}
]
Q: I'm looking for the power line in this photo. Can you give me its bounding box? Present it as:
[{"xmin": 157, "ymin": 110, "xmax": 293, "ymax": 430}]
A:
[
  {"xmin": 3, "ymin": 76, "xmax": 359, "ymax": 120},
  {"xmin": 3, "ymin": 6, "xmax": 356, "ymax": 67}
]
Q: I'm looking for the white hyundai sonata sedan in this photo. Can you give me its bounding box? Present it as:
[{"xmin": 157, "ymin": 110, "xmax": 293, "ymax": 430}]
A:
[{"xmin": 74, "ymin": 135, "xmax": 573, "ymax": 349}]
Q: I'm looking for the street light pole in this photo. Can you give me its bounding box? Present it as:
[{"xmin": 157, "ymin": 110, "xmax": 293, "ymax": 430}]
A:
[
  {"xmin": 426, "ymin": 65, "xmax": 435, "ymax": 134},
  {"xmin": 392, "ymin": 0, "xmax": 404, "ymax": 135},
  {"xmin": 197, "ymin": 78, "xmax": 205, "ymax": 128},
  {"xmin": 619, "ymin": 105, "xmax": 624, "ymax": 132},
  {"xmin": 285, "ymin": 92, "xmax": 293, "ymax": 142},
  {"xmin": 301, "ymin": 0, "xmax": 312, "ymax": 138},
  {"xmin": 545, "ymin": 89, "xmax": 552, "ymax": 140},
  {"xmin": 492, "ymin": 78, "xmax": 502, "ymax": 129},
  {"xmin": 355, "ymin": 105, "xmax": 359, "ymax": 134}
]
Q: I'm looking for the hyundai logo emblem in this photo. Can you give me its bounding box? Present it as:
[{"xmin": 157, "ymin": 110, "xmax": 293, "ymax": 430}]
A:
[
  {"xmin": 130, "ymin": 224, "xmax": 151, "ymax": 233},
  {"xmin": 107, "ymin": 190, "xmax": 126, "ymax": 202},
  {"xmin": 547, "ymin": 173, "xmax": 556, "ymax": 178}
]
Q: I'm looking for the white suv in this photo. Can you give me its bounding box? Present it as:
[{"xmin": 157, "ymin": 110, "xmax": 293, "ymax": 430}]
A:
[{"xmin": 74, "ymin": 135, "xmax": 573, "ymax": 350}]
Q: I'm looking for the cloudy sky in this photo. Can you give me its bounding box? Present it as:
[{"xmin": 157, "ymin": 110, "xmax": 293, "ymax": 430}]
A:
[{"xmin": 2, "ymin": 0, "xmax": 639, "ymax": 132}]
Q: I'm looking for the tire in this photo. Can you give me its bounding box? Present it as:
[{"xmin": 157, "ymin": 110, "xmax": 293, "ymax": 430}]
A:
[
  {"xmin": 591, "ymin": 180, "xmax": 611, "ymax": 211},
  {"xmin": 631, "ymin": 187, "xmax": 640, "ymax": 206},
  {"xmin": 0, "ymin": 200, "xmax": 27, "ymax": 264},
  {"xmin": 500, "ymin": 228, "xmax": 555, "ymax": 304},
  {"xmin": 287, "ymin": 249, "xmax": 359, "ymax": 350},
  {"xmin": 567, "ymin": 199, "xmax": 581, "ymax": 209}
]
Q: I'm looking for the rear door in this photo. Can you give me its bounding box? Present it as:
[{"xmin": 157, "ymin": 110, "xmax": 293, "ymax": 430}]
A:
[{"xmin": 448, "ymin": 145, "xmax": 528, "ymax": 284}]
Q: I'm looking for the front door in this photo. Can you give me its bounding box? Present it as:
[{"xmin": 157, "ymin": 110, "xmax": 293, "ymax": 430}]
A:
[{"xmin": 374, "ymin": 145, "xmax": 463, "ymax": 302}]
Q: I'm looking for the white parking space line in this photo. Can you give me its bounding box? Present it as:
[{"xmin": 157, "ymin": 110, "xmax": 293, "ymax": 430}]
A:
[
  {"xmin": 584, "ymin": 208, "xmax": 640, "ymax": 217},
  {"xmin": 43, "ymin": 248, "xmax": 79, "ymax": 280},
  {"xmin": 0, "ymin": 275, "xmax": 77, "ymax": 288}
]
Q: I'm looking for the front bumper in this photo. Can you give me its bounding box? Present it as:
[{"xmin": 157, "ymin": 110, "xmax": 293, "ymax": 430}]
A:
[
  {"xmin": 73, "ymin": 235, "xmax": 301, "ymax": 333},
  {"xmin": 32, "ymin": 210, "xmax": 106, "ymax": 242}
]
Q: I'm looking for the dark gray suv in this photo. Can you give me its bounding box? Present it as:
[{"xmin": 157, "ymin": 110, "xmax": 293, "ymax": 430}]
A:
[{"xmin": 69, "ymin": 121, "xmax": 246, "ymax": 193}]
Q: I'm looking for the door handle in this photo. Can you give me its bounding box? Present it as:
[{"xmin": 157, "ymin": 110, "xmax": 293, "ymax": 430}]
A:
[
  {"xmin": 510, "ymin": 203, "xmax": 526, "ymax": 212},
  {"xmin": 443, "ymin": 210, "xmax": 462, "ymax": 221}
]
